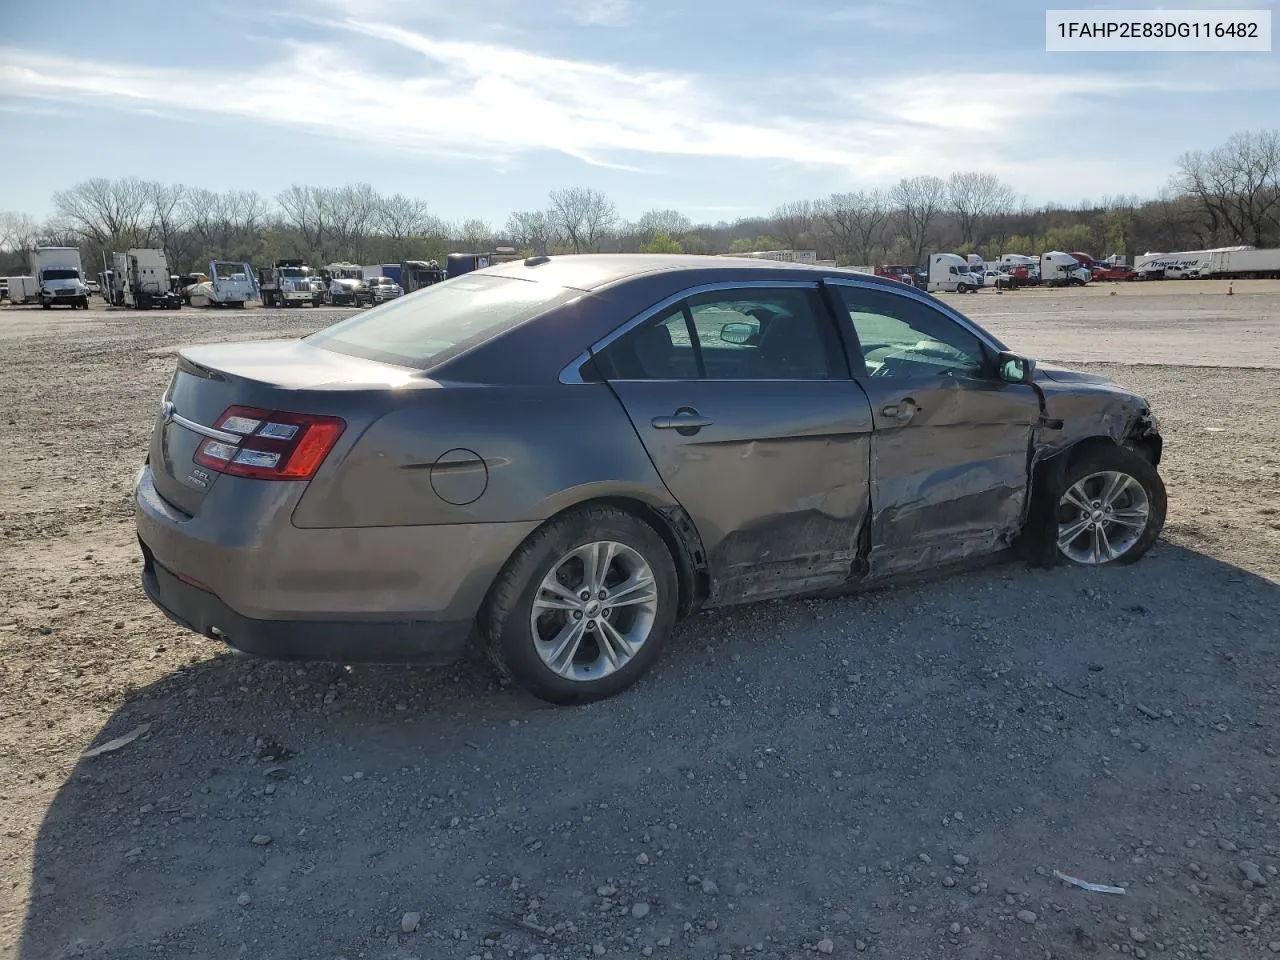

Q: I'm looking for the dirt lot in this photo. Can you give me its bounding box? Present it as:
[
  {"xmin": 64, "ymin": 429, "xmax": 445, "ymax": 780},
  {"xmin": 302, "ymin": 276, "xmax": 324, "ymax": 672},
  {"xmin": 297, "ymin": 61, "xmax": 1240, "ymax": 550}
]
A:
[{"xmin": 2, "ymin": 283, "xmax": 1278, "ymax": 960}]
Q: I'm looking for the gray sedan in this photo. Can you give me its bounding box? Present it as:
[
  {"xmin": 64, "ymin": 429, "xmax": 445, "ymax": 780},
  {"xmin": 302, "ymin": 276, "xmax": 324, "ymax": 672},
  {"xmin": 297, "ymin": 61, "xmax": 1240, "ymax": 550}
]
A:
[{"xmin": 136, "ymin": 255, "xmax": 1166, "ymax": 704}]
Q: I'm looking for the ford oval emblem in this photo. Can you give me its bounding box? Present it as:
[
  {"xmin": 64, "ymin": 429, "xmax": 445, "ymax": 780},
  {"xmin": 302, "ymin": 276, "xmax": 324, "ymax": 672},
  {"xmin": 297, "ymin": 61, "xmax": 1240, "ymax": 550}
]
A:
[{"xmin": 160, "ymin": 400, "xmax": 176, "ymax": 423}]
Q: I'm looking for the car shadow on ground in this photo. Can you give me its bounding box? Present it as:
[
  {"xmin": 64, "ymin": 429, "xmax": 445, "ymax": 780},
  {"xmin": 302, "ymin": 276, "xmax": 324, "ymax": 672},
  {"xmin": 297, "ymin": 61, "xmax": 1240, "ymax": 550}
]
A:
[{"xmin": 18, "ymin": 543, "xmax": 1280, "ymax": 960}]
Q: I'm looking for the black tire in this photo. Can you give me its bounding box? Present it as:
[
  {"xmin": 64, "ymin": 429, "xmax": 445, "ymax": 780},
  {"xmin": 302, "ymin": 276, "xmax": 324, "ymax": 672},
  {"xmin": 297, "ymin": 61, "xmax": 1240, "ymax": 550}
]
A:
[
  {"xmin": 1050, "ymin": 445, "xmax": 1166, "ymax": 567},
  {"xmin": 478, "ymin": 504, "xmax": 679, "ymax": 705}
]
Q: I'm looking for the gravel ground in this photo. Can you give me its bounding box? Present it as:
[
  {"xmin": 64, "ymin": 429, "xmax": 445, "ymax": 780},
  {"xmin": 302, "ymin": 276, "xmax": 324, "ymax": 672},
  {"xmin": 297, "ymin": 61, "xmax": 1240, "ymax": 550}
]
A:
[{"xmin": 2, "ymin": 287, "xmax": 1278, "ymax": 960}]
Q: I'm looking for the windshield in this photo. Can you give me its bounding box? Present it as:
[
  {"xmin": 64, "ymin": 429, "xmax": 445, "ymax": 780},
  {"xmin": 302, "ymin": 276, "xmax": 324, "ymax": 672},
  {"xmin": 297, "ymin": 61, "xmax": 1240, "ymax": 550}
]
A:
[
  {"xmin": 214, "ymin": 262, "xmax": 247, "ymax": 278},
  {"xmin": 279, "ymin": 267, "xmax": 310, "ymax": 277},
  {"xmin": 42, "ymin": 269, "xmax": 79, "ymax": 281},
  {"xmin": 956, "ymin": 265, "xmax": 971, "ymax": 274},
  {"xmin": 307, "ymin": 275, "xmax": 577, "ymax": 369}
]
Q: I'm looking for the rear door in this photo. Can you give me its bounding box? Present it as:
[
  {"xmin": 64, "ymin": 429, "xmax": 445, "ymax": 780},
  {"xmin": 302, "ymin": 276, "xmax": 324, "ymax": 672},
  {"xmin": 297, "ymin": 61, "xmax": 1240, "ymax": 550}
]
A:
[
  {"xmin": 594, "ymin": 282, "xmax": 875, "ymax": 605},
  {"xmin": 825, "ymin": 280, "xmax": 1040, "ymax": 575}
]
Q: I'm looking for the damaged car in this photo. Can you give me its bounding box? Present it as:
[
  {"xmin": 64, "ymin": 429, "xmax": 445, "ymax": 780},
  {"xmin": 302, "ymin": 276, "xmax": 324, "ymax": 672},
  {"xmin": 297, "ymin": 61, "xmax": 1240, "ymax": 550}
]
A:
[{"xmin": 135, "ymin": 255, "xmax": 1166, "ymax": 704}]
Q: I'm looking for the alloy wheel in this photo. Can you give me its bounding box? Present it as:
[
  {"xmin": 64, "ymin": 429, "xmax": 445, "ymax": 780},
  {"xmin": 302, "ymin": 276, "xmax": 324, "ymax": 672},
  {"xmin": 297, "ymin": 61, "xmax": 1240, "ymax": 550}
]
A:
[
  {"xmin": 530, "ymin": 541, "xmax": 659, "ymax": 681},
  {"xmin": 1056, "ymin": 470, "xmax": 1151, "ymax": 564}
]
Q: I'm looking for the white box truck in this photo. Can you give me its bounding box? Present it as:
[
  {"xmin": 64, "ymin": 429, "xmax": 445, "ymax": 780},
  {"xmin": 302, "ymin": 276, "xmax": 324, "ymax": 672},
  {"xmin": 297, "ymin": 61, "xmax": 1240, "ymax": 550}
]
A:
[
  {"xmin": 32, "ymin": 246, "xmax": 90, "ymax": 309},
  {"xmin": 1040, "ymin": 251, "xmax": 1091, "ymax": 287},
  {"xmin": 927, "ymin": 253, "xmax": 980, "ymax": 293}
]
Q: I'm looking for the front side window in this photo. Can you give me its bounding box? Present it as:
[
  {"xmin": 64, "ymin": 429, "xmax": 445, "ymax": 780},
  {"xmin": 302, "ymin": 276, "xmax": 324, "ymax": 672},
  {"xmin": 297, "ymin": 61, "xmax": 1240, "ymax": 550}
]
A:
[
  {"xmin": 834, "ymin": 286, "xmax": 987, "ymax": 379},
  {"xmin": 599, "ymin": 287, "xmax": 842, "ymax": 381}
]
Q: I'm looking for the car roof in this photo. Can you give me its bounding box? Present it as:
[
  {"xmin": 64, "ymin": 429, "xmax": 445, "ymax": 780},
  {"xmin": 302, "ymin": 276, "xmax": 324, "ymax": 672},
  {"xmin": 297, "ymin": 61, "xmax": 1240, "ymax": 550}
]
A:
[{"xmin": 479, "ymin": 254, "xmax": 904, "ymax": 293}]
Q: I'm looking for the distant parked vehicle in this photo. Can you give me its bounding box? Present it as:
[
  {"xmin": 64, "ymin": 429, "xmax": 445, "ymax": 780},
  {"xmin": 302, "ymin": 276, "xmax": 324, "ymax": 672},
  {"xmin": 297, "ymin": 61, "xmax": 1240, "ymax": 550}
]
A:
[
  {"xmin": 32, "ymin": 246, "xmax": 90, "ymax": 309},
  {"xmin": 927, "ymin": 253, "xmax": 980, "ymax": 293},
  {"xmin": 109, "ymin": 249, "xmax": 184, "ymax": 309},
  {"xmin": 1041, "ymin": 251, "xmax": 1091, "ymax": 287},
  {"xmin": 364, "ymin": 276, "xmax": 404, "ymax": 304},
  {"xmin": 320, "ymin": 263, "xmax": 366, "ymax": 306},
  {"xmin": 259, "ymin": 259, "xmax": 324, "ymax": 308},
  {"xmin": 84, "ymin": 279, "xmax": 101, "ymax": 296},
  {"xmin": 401, "ymin": 259, "xmax": 447, "ymax": 293},
  {"xmin": 187, "ymin": 261, "xmax": 258, "ymax": 308},
  {"xmin": 1092, "ymin": 264, "xmax": 1135, "ymax": 281}
]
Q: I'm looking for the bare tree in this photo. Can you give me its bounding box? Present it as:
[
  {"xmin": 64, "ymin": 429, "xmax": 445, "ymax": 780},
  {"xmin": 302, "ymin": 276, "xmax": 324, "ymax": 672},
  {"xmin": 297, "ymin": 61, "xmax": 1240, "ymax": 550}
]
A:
[
  {"xmin": 769, "ymin": 200, "xmax": 814, "ymax": 250},
  {"xmin": 0, "ymin": 211, "xmax": 41, "ymax": 253},
  {"xmin": 378, "ymin": 194, "xmax": 434, "ymax": 241},
  {"xmin": 328, "ymin": 184, "xmax": 379, "ymax": 260},
  {"xmin": 947, "ymin": 172, "xmax": 1016, "ymax": 246},
  {"xmin": 635, "ymin": 208, "xmax": 692, "ymax": 240},
  {"xmin": 144, "ymin": 182, "xmax": 192, "ymax": 269},
  {"xmin": 892, "ymin": 175, "xmax": 947, "ymax": 263},
  {"xmin": 818, "ymin": 190, "xmax": 889, "ymax": 265},
  {"xmin": 52, "ymin": 177, "xmax": 152, "ymax": 248},
  {"xmin": 548, "ymin": 187, "xmax": 618, "ymax": 253},
  {"xmin": 505, "ymin": 210, "xmax": 554, "ymax": 255},
  {"xmin": 1175, "ymin": 129, "xmax": 1280, "ymax": 246},
  {"xmin": 457, "ymin": 218, "xmax": 493, "ymax": 251},
  {"xmin": 275, "ymin": 185, "xmax": 330, "ymax": 258}
]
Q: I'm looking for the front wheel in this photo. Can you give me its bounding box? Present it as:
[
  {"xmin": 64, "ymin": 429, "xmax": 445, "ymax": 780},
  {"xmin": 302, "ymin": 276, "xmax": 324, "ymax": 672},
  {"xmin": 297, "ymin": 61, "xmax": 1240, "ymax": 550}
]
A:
[
  {"xmin": 1053, "ymin": 446, "xmax": 1166, "ymax": 566},
  {"xmin": 479, "ymin": 505, "xmax": 679, "ymax": 704}
]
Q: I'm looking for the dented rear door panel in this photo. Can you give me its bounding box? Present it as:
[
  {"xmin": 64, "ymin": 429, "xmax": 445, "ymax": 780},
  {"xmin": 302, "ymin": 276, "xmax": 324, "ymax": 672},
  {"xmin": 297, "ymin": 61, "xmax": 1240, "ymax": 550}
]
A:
[{"xmin": 605, "ymin": 379, "xmax": 875, "ymax": 605}]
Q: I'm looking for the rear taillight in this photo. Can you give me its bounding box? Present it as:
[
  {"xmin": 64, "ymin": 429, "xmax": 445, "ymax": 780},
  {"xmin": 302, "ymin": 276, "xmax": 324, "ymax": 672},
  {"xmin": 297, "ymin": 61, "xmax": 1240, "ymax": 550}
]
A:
[{"xmin": 194, "ymin": 405, "xmax": 345, "ymax": 481}]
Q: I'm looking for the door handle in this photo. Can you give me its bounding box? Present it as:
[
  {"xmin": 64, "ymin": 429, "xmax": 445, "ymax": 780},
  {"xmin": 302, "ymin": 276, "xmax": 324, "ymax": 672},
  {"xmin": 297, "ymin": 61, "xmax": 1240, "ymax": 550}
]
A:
[
  {"xmin": 651, "ymin": 415, "xmax": 714, "ymax": 430},
  {"xmin": 651, "ymin": 408, "xmax": 714, "ymax": 433},
  {"xmin": 881, "ymin": 400, "xmax": 918, "ymax": 423}
]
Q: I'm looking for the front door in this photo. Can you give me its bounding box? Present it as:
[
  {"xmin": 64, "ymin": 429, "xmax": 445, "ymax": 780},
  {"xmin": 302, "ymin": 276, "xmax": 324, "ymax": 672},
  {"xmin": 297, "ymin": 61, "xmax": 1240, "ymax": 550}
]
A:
[
  {"xmin": 594, "ymin": 282, "xmax": 875, "ymax": 605},
  {"xmin": 826, "ymin": 281, "xmax": 1041, "ymax": 576}
]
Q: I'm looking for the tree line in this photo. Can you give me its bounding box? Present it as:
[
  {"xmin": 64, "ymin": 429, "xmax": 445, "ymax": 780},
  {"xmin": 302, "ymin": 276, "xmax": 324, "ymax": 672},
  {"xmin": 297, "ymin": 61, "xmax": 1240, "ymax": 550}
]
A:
[{"xmin": 1, "ymin": 129, "xmax": 1275, "ymax": 277}]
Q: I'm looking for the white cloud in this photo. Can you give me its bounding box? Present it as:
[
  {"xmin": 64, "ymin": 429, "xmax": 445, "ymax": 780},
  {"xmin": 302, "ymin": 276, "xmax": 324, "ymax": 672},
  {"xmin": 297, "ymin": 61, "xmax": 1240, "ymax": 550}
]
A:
[{"xmin": 0, "ymin": 23, "xmax": 1243, "ymax": 194}]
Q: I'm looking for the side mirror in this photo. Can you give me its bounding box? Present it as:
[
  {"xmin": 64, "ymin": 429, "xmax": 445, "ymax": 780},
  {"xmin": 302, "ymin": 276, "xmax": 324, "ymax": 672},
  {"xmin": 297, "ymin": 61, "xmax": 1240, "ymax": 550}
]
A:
[
  {"xmin": 719, "ymin": 321, "xmax": 757, "ymax": 345},
  {"xmin": 996, "ymin": 351, "xmax": 1036, "ymax": 384}
]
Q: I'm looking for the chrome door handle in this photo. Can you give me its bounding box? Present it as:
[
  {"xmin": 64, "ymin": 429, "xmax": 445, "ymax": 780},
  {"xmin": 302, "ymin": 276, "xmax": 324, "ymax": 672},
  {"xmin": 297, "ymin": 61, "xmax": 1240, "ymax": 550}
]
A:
[{"xmin": 651, "ymin": 414, "xmax": 714, "ymax": 430}]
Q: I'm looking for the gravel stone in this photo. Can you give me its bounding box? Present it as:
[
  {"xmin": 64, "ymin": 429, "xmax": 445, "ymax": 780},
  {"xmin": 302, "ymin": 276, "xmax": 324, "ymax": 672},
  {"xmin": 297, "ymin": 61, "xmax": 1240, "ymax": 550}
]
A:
[{"xmin": 1016, "ymin": 910, "xmax": 1037, "ymax": 924}]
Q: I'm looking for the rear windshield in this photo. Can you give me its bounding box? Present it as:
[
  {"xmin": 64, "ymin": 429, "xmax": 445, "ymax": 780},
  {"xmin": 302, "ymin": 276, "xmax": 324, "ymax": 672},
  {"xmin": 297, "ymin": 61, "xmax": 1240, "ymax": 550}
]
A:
[{"xmin": 306, "ymin": 274, "xmax": 576, "ymax": 369}]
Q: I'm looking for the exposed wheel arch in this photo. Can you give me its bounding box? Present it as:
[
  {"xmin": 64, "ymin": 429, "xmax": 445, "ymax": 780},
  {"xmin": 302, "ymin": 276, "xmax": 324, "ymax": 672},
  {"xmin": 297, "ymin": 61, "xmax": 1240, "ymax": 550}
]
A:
[
  {"xmin": 1018, "ymin": 430, "xmax": 1162, "ymax": 566},
  {"xmin": 485, "ymin": 495, "xmax": 707, "ymax": 626}
]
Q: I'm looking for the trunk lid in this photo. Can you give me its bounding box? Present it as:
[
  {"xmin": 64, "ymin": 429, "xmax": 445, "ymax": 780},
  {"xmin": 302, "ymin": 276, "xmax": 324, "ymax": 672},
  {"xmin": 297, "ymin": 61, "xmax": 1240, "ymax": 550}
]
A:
[{"xmin": 148, "ymin": 339, "xmax": 416, "ymax": 516}]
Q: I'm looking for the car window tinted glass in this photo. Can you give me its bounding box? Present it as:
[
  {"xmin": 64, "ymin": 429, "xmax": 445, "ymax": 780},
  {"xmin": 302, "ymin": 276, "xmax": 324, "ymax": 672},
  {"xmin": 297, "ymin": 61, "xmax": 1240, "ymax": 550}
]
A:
[
  {"xmin": 307, "ymin": 275, "xmax": 577, "ymax": 369},
  {"xmin": 602, "ymin": 287, "xmax": 841, "ymax": 381},
  {"xmin": 835, "ymin": 286, "xmax": 986, "ymax": 379}
]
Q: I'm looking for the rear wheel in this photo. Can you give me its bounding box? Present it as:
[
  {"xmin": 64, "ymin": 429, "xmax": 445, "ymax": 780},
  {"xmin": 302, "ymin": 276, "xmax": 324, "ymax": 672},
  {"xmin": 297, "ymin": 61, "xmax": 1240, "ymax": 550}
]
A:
[
  {"xmin": 1053, "ymin": 446, "xmax": 1165, "ymax": 566},
  {"xmin": 479, "ymin": 505, "xmax": 679, "ymax": 704}
]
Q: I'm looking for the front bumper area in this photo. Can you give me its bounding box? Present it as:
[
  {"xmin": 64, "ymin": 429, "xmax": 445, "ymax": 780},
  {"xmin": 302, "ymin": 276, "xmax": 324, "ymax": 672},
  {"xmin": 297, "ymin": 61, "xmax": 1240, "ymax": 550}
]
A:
[{"xmin": 140, "ymin": 541, "xmax": 471, "ymax": 665}]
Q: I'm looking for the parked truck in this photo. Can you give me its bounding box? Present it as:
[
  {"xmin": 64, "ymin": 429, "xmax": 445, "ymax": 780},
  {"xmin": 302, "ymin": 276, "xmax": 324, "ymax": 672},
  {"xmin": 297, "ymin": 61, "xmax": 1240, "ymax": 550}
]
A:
[
  {"xmin": 258, "ymin": 259, "xmax": 323, "ymax": 308},
  {"xmin": 186, "ymin": 260, "xmax": 258, "ymax": 308},
  {"xmin": 108, "ymin": 249, "xmax": 184, "ymax": 309},
  {"xmin": 400, "ymin": 259, "xmax": 447, "ymax": 293},
  {"xmin": 360, "ymin": 263, "xmax": 403, "ymax": 286},
  {"xmin": 1040, "ymin": 251, "xmax": 1092, "ymax": 287},
  {"xmin": 319, "ymin": 262, "xmax": 366, "ymax": 306},
  {"xmin": 927, "ymin": 253, "xmax": 980, "ymax": 293},
  {"xmin": 32, "ymin": 246, "xmax": 90, "ymax": 309}
]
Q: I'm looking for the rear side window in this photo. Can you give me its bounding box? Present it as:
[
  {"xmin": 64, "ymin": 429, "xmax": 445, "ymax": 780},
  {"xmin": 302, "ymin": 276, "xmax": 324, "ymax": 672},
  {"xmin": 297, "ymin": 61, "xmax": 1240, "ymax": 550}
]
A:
[
  {"xmin": 307, "ymin": 275, "xmax": 577, "ymax": 369},
  {"xmin": 599, "ymin": 287, "xmax": 844, "ymax": 381}
]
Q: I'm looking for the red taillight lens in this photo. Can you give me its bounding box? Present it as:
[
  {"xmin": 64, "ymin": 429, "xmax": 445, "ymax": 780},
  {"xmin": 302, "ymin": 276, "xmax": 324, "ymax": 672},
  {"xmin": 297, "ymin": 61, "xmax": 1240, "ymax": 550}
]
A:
[{"xmin": 194, "ymin": 405, "xmax": 345, "ymax": 481}]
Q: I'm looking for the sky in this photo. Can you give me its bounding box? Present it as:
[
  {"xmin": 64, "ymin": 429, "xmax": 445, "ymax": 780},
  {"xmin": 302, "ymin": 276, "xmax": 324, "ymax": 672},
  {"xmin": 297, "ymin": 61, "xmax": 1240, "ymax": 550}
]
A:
[{"xmin": 0, "ymin": 0, "xmax": 1277, "ymax": 226}]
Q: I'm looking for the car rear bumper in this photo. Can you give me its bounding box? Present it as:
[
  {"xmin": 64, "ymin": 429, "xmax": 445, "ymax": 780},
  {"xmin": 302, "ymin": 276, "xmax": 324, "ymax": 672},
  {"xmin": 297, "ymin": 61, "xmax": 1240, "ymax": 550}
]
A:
[
  {"xmin": 134, "ymin": 464, "xmax": 538, "ymax": 663},
  {"xmin": 140, "ymin": 544, "xmax": 471, "ymax": 664}
]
